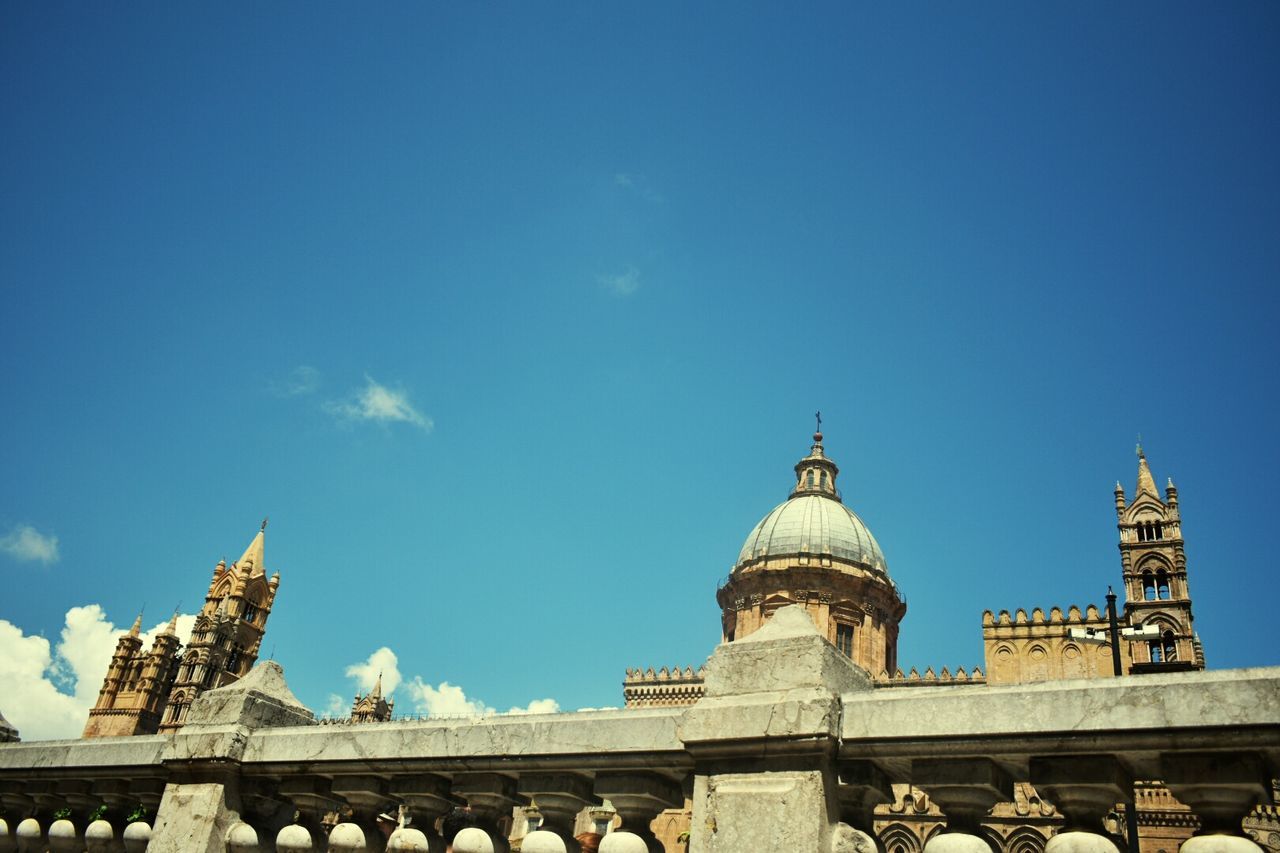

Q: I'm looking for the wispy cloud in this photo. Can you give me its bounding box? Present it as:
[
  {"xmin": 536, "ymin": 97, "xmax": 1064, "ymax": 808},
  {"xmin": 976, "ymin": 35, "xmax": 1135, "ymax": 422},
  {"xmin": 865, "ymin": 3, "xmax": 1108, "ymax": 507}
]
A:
[
  {"xmin": 326, "ymin": 376, "xmax": 433, "ymax": 431},
  {"xmin": 272, "ymin": 365, "xmax": 321, "ymax": 397},
  {"xmin": 599, "ymin": 267, "xmax": 641, "ymax": 297},
  {"xmin": 0, "ymin": 606, "xmax": 196, "ymax": 740},
  {"xmin": 0, "ymin": 524, "xmax": 59, "ymax": 564},
  {"xmin": 614, "ymin": 172, "xmax": 664, "ymax": 203}
]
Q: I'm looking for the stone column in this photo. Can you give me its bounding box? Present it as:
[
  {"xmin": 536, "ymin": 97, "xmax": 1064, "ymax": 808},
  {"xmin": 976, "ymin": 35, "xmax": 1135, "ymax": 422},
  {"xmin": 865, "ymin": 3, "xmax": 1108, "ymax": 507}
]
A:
[
  {"xmin": 241, "ymin": 778, "xmax": 293, "ymax": 852},
  {"xmin": 453, "ymin": 772, "xmax": 523, "ymax": 853},
  {"xmin": 331, "ymin": 774, "xmax": 395, "ymax": 853},
  {"xmin": 593, "ymin": 771, "xmax": 683, "ymax": 853},
  {"xmin": 276, "ymin": 776, "xmax": 346, "ymax": 849},
  {"xmin": 1162, "ymin": 752, "xmax": 1270, "ymax": 853},
  {"xmin": 148, "ymin": 661, "xmax": 316, "ymax": 853},
  {"xmin": 516, "ymin": 773, "xmax": 593, "ymax": 853},
  {"xmin": 679, "ymin": 605, "xmax": 868, "ymax": 853},
  {"xmin": 388, "ymin": 774, "xmax": 454, "ymax": 852},
  {"xmin": 913, "ymin": 758, "xmax": 1013, "ymax": 853},
  {"xmin": 837, "ymin": 760, "xmax": 894, "ymax": 853},
  {"xmin": 1030, "ymin": 756, "xmax": 1131, "ymax": 853}
]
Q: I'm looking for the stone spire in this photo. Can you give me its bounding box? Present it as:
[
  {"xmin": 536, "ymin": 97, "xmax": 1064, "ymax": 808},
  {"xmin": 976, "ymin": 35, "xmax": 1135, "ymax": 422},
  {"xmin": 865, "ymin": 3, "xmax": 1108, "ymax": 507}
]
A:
[
  {"xmin": 371, "ymin": 671, "xmax": 383, "ymax": 701},
  {"xmin": 235, "ymin": 523, "xmax": 266, "ymax": 576},
  {"xmin": 163, "ymin": 612, "xmax": 179, "ymax": 637},
  {"xmin": 128, "ymin": 613, "xmax": 143, "ymax": 638},
  {"xmin": 790, "ymin": 424, "xmax": 841, "ymax": 501},
  {"xmin": 1135, "ymin": 442, "xmax": 1159, "ymax": 498}
]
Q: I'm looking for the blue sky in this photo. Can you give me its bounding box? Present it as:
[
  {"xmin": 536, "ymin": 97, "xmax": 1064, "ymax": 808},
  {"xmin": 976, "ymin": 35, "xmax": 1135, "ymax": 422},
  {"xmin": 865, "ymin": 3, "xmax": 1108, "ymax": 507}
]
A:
[{"xmin": 2, "ymin": 4, "xmax": 1278, "ymax": 739}]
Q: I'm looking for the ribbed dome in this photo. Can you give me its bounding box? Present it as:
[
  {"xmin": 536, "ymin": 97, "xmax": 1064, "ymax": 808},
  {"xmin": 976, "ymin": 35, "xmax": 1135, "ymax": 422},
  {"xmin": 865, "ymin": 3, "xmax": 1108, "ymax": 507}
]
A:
[{"xmin": 736, "ymin": 493, "xmax": 888, "ymax": 572}]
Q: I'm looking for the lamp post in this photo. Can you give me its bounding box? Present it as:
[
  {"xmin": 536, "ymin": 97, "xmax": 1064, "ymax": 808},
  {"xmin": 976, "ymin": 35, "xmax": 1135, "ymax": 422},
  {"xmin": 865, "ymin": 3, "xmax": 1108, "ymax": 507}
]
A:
[{"xmin": 1106, "ymin": 587, "xmax": 1123, "ymax": 678}]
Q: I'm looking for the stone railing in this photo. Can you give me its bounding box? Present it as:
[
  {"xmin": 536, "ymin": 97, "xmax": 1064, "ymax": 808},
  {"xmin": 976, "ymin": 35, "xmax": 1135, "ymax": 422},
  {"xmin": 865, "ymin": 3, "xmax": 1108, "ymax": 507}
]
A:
[{"xmin": 1, "ymin": 605, "xmax": 1276, "ymax": 853}]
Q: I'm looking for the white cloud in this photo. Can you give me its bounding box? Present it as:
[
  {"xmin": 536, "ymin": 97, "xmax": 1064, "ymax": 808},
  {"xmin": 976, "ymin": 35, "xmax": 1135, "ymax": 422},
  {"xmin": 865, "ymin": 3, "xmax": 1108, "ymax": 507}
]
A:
[
  {"xmin": 344, "ymin": 646, "xmax": 402, "ymax": 696},
  {"xmin": 599, "ymin": 267, "xmax": 641, "ymax": 297},
  {"xmin": 0, "ymin": 524, "xmax": 60, "ymax": 564},
  {"xmin": 326, "ymin": 376, "xmax": 432, "ymax": 430},
  {"xmin": 0, "ymin": 606, "xmax": 195, "ymax": 741},
  {"xmin": 403, "ymin": 676, "xmax": 560, "ymax": 718},
  {"xmin": 332, "ymin": 647, "xmax": 559, "ymax": 721}
]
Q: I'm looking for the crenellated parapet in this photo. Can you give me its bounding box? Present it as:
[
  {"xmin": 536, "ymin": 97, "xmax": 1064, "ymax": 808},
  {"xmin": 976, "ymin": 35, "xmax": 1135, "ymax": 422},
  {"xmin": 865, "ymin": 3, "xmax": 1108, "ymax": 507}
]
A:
[
  {"xmin": 876, "ymin": 665, "xmax": 987, "ymax": 688},
  {"xmin": 982, "ymin": 602, "xmax": 1128, "ymax": 685},
  {"xmin": 983, "ymin": 604, "xmax": 1106, "ymax": 627},
  {"xmin": 623, "ymin": 665, "xmax": 707, "ymax": 708}
]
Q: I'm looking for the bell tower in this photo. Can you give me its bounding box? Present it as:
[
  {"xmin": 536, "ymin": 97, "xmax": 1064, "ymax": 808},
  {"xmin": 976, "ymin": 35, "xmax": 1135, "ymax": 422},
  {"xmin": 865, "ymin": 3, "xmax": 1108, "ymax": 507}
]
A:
[
  {"xmin": 158, "ymin": 521, "xmax": 281, "ymax": 731},
  {"xmin": 1115, "ymin": 444, "xmax": 1203, "ymax": 672},
  {"xmin": 83, "ymin": 613, "xmax": 182, "ymax": 738}
]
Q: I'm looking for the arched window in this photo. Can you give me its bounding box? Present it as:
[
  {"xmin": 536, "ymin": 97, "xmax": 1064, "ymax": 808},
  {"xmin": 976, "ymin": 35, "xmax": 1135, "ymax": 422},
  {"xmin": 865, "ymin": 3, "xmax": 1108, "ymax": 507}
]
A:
[
  {"xmin": 1163, "ymin": 631, "xmax": 1177, "ymax": 662},
  {"xmin": 1142, "ymin": 571, "xmax": 1156, "ymax": 601},
  {"xmin": 1149, "ymin": 639, "xmax": 1163, "ymax": 663},
  {"xmin": 820, "ymin": 471, "xmax": 828, "ymax": 488},
  {"xmin": 1156, "ymin": 571, "xmax": 1170, "ymax": 600},
  {"xmin": 1137, "ymin": 524, "xmax": 1146, "ymax": 542},
  {"xmin": 1154, "ymin": 522, "xmax": 1164, "ymax": 539},
  {"xmin": 806, "ymin": 470, "xmax": 815, "ymax": 487}
]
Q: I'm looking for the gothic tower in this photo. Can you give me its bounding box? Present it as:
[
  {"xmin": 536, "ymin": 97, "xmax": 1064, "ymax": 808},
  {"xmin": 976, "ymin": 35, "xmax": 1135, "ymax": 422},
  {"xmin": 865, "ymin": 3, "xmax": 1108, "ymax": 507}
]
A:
[
  {"xmin": 158, "ymin": 522, "xmax": 281, "ymax": 731},
  {"xmin": 83, "ymin": 613, "xmax": 182, "ymax": 738},
  {"xmin": 716, "ymin": 429, "xmax": 905, "ymax": 677},
  {"xmin": 350, "ymin": 672, "xmax": 394, "ymax": 723},
  {"xmin": 1115, "ymin": 445, "xmax": 1203, "ymax": 672}
]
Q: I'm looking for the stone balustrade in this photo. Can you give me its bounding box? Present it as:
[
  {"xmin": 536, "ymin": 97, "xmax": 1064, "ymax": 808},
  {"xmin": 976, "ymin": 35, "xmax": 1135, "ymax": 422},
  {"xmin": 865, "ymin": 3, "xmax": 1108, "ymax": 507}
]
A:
[{"xmin": 1, "ymin": 606, "xmax": 1276, "ymax": 853}]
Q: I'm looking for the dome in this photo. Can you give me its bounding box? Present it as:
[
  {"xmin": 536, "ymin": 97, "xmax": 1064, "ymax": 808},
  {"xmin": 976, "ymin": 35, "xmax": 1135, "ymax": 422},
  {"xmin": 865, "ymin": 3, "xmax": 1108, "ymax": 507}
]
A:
[{"xmin": 736, "ymin": 493, "xmax": 888, "ymax": 572}]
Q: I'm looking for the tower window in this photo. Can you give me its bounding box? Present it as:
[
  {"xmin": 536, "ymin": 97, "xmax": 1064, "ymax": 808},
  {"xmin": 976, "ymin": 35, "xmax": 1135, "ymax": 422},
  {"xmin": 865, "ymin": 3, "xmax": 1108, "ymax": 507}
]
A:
[
  {"xmin": 243, "ymin": 602, "xmax": 258, "ymax": 623},
  {"xmin": 836, "ymin": 623, "xmax": 855, "ymax": 658},
  {"xmin": 1142, "ymin": 571, "xmax": 1156, "ymax": 601},
  {"xmin": 806, "ymin": 471, "xmax": 815, "ymax": 487},
  {"xmin": 1154, "ymin": 522, "xmax": 1163, "ymax": 540},
  {"xmin": 1149, "ymin": 639, "xmax": 1163, "ymax": 663},
  {"xmin": 1137, "ymin": 524, "xmax": 1146, "ymax": 542},
  {"xmin": 820, "ymin": 471, "xmax": 827, "ymax": 488},
  {"xmin": 1156, "ymin": 571, "xmax": 1170, "ymax": 600},
  {"xmin": 1163, "ymin": 631, "xmax": 1177, "ymax": 662}
]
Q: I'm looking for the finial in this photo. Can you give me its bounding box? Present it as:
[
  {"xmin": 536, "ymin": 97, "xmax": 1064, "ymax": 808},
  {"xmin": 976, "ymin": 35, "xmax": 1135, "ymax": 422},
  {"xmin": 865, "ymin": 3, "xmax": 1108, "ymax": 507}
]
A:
[
  {"xmin": 1136, "ymin": 434, "xmax": 1144, "ymax": 459},
  {"xmin": 261, "ymin": 516, "xmax": 269, "ymax": 532},
  {"xmin": 814, "ymin": 410, "xmax": 823, "ymax": 443},
  {"xmin": 129, "ymin": 612, "xmax": 143, "ymax": 637}
]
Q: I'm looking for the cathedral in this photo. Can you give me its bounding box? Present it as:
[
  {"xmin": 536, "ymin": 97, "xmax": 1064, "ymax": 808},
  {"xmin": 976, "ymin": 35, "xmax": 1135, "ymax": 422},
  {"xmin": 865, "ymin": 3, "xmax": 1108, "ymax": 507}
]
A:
[
  {"xmin": 63, "ymin": 428, "xmax": 1278, "ymax": 853},
  {"xmin": 618, "ymin": 429, "xmax": 1273, "ymax": 853}
]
